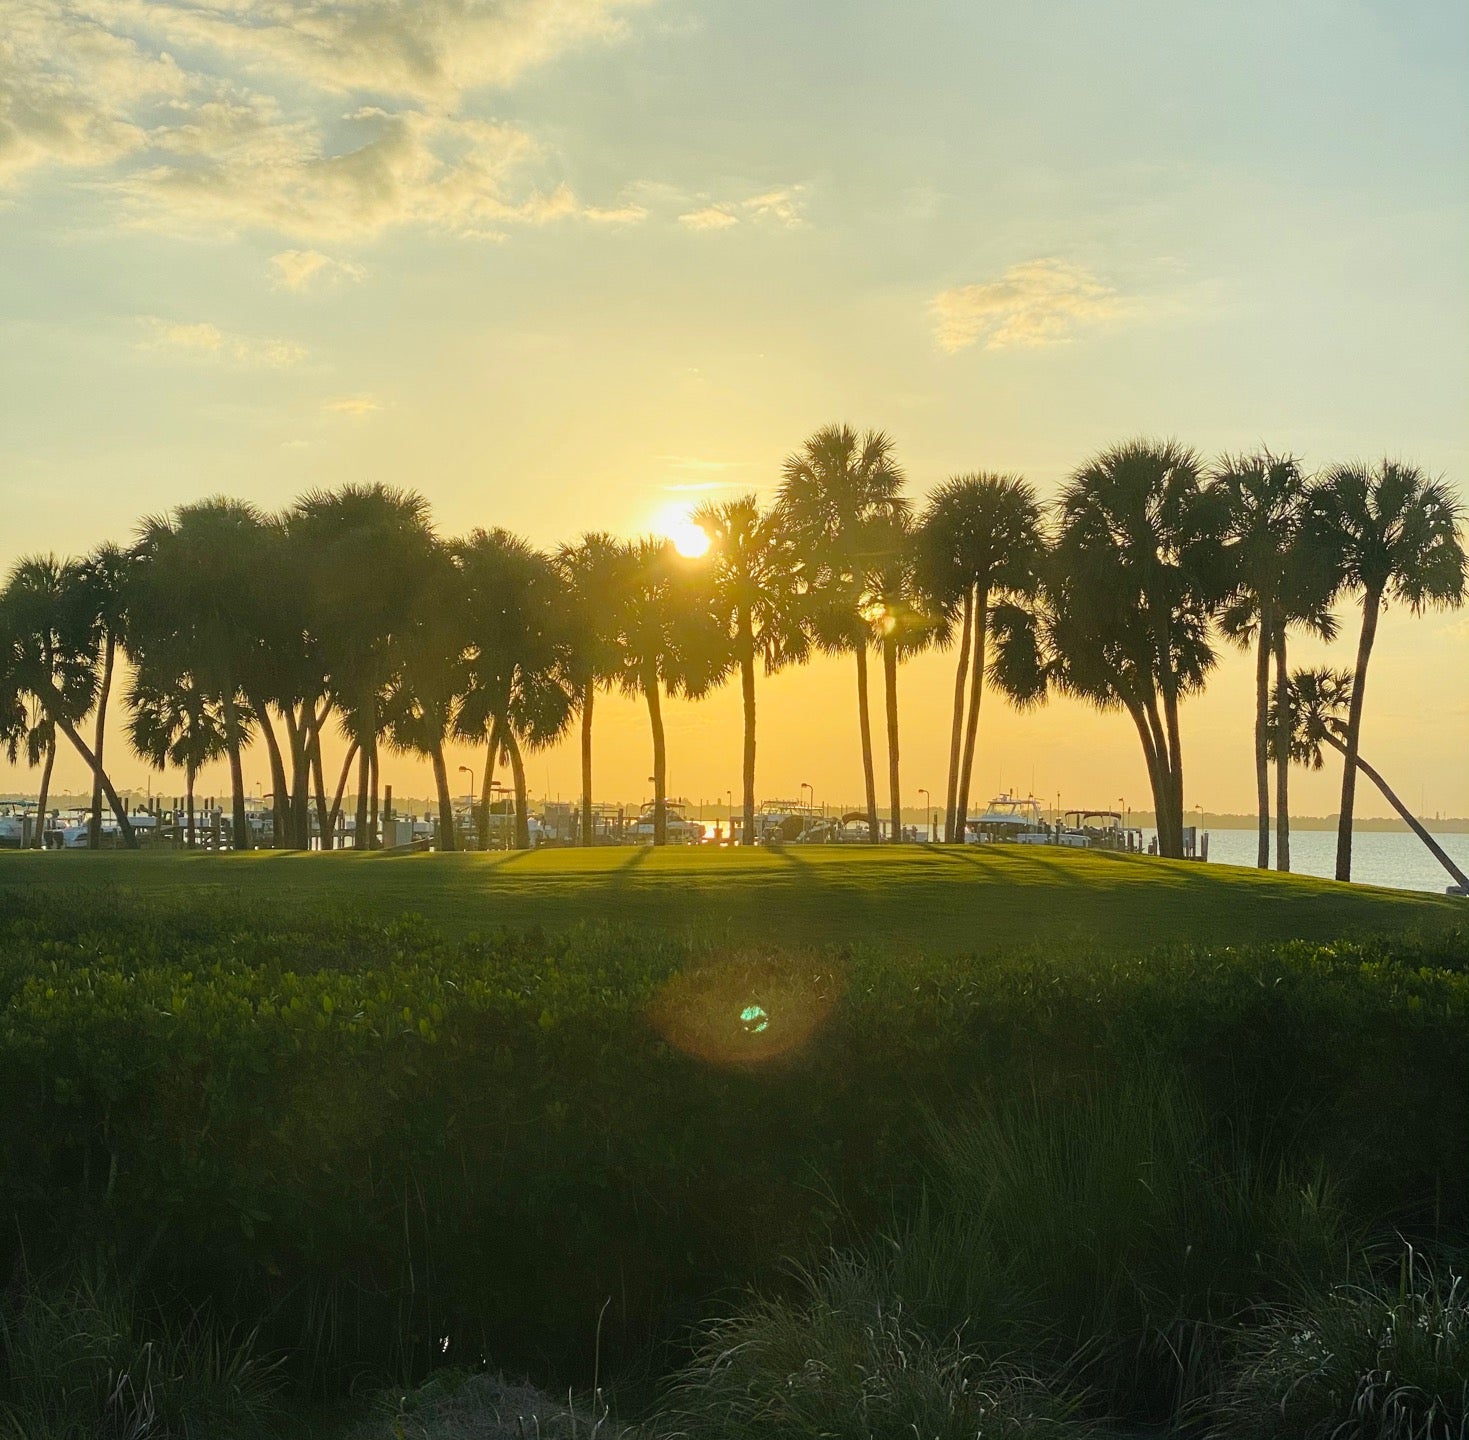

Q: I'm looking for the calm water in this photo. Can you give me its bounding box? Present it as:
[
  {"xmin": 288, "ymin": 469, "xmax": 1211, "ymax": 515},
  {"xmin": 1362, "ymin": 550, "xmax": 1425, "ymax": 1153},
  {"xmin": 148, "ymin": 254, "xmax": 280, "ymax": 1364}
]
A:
[{"xmin": 1198, "ymin": 827, "xmax": 1469, "ymax": 894}]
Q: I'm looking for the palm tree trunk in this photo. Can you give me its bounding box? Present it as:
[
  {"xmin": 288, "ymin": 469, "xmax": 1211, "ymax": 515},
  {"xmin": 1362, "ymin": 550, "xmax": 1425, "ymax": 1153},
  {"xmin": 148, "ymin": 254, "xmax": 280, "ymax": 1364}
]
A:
[
  {"xmin": 1126, "ymin": 701, "xmax": 1171, "ymax": 852},
  {"xmin": 854, "ymin": 644, "xmax": 878, "ymax": 842},
  {"xmin": 1274, "ymin": 627, "xmax": 1291, "ymax": 872},
  {"xmin": 478, "ymin": 736, "xmax": 494, "ymax": 850},
  {"xmin": 505, "ymin": 730, "xmax": 531, "ymax": 850},
  {"xmin": 252, "ymin": 698, "xmax": 288, "ymax": 849},
  {"xmin": 943, "ymin": 591, "xmax": 973, "ymax": 842},
  {"xmin": 883, "ymin": 635, "xmax": 901, "ymax": 841},
  {"xmin": 89, "ymin": 634, "xmax": 116, "ymax": 848},
  {"xmin": 186, "ymin": 767, "xmax": 196, "ymax": 849},
  {"xmin": 579, "ymin": 682, "xmax": 595, "ymax": 847},
  {"xmin": 327, "ymin": 738, "xmax": 359, "ymax": 848},
  {"xmin": 646, "ymin": 668, "xmax": 667, "ymax": 846},
  {"xmin": 1161, "ymin": 686, "xmax": 1186, "ymax": 860},
  {"xmin": 740, "ymin": 616, "xmax": 757, "ymax": 847},
  {"xmin": 34, "ymin": 733, "xmax": 55, "ymax": 849},
  {"xmin": 1322, "ymin": 733, "xmax": 1469, "ymax": 891},
  {"xmin": 367, "ymin": 741, "xmax": 379, "ymax": 851},
  {"xmin": 309, "ymin": 721, "xmax": 330, "ymax": 850},
  {"xmin": 955, "ymin": 587, "xmax": 989, "ymax": 842},
  {"xmin": 485, "ymin": 720, "xmax": 503, "ymax": 850},
  {"xmin": 1253, "ymin": 610, "xmax": 1272, "ymax": 869},
  {"xmin": 1336, "ymin": 589, "xmax": 1380, "ymax": 882},
  {"xmin": 354, "ymin": 744, "xmax": 370, "ymax": 850},
  {"xmin": 430, "ymin": 743, "xmax": 456, "ymax": 851},
  {"xmin": 45, "ymin": 708, "xmax": 136, "ymax": 846},
  {"xmin": 283, "ymin": 706, "xmax": 308, "ymax": 848},
  {"xmin": 220, "ymin": 693, "xmax": 249, "ymax": 850},
  {"xmin": 1140, "ymin": 698, "xmax": 1177, "ymax": 856}
]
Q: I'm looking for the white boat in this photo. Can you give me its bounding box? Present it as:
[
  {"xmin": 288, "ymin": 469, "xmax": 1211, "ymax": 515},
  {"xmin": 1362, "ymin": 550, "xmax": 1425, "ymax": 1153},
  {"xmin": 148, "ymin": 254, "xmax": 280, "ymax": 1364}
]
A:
[
  {"xmin": 964, "ymin": 793, "xmax": 1048, "ymax": 844},
  {"xmin": 629, "ymin": 800, "xmax": 705, "ymax": 844}
]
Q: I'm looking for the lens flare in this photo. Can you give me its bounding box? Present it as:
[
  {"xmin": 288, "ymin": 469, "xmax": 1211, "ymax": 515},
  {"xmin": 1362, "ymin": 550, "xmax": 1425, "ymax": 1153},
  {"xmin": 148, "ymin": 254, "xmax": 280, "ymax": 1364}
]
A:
[{"xmin": 654, "ymin": 504, "xmax": 711, "ymax": 558}]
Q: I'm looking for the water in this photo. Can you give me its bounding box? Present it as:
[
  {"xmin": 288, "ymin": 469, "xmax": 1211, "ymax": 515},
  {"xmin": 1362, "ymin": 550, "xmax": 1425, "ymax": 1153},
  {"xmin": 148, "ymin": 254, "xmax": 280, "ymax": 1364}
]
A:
[{"xmin": 1198, "ymin": 826, "xmax": 1469, "ymax": 894}]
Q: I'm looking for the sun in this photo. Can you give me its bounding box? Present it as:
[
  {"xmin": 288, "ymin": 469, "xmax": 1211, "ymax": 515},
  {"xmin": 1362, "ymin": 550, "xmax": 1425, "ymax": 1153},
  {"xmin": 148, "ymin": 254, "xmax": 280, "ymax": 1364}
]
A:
[{"xmin": 656, "ymin": 504, "xmax": 710, "ymax": 558}]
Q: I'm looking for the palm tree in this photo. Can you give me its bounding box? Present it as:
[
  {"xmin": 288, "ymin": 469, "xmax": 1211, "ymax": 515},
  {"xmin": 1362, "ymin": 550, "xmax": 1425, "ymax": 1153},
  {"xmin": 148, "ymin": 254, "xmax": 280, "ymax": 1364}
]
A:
[
  {"xmin": 127, "ymin": 667, "xmax": 230, "ymax": 848},
  {"xmin": 1309, "ymin": 462, "xmax": 1466, "ymax": 880},
  {"xmin": 1, "ymin": 555, "xmax": 135, "ymax": 845},
  {"xmin": 76, "ymin": 543, "xmax": 132, "ymax": 848},
  {"xmin": 289, "ymin": 485, "xmax": 441, "ymax": 851},
  {"xmin": 554, "ymin": 533, "xmax": 627, "ymax": 847},
  {"xmin": 1212, "ymin": 453, "xmax": 1339, "ymax": 870},
  {"xmin": 1049, "ymin": 441, "xmax": 1226, "ymax": 858},
  {"xmin": 612, "ymin": 537, "xmax": 729, "ymax": 845},
  {"xmin": 690, "ymin": 495, "xmax": 810, "ymax": 845},
  {"xmin": 777, "ymin": 425, "xmax": 908, "ymax": 842},
  {"xmin": 456, "ymin": 530, "xmax": 574, "ymax": 850},
  {"xmin": 130, "ymin": 500, "xmax": 273, "ymax": 849},
  {"xmin": 915, "ymin": 473, "xmax": 1045, "ymax": 842},
  {"xmin": 860, "ymin": 510, "xmax": 942, "ymax": 840},
  {"xmin": 1273, "ymin": 668, "xmax": 1468, "ymax": 892}
]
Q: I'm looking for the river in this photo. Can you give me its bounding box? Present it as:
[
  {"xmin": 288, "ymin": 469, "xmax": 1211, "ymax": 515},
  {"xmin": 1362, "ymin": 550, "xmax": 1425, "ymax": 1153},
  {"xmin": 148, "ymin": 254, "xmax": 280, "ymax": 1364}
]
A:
[{"xmin": 1198, "ymin": 826, "xmax": 1469, "ymax": 894}]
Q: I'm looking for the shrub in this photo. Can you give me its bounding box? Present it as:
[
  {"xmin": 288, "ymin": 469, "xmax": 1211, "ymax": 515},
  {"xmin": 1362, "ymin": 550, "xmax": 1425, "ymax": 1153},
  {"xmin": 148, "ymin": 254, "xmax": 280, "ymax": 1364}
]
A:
[{"xmin": 1207, "ymin": 1246, "xmax": 1469, "ymax": 1439}]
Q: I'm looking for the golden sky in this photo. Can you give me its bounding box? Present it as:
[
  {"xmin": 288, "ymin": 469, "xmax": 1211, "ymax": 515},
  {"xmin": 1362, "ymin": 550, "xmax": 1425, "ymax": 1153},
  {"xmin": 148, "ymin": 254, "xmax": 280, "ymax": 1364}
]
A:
[{"xmin": 2, "ymin": 0, "xmax": 1466, "ymax": 818}]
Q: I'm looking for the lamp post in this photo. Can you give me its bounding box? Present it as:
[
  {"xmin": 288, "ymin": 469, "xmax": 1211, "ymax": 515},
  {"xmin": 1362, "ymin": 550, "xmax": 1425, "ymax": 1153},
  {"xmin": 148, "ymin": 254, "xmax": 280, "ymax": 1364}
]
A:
[
  {"xmin": 458, "ymin": 765, "xmax": 476, "ymax": 806},
  {"xmin": 800, "ymin": 780, "xmax": 813, "ymax": 811},
  {"xmin": 918, "ymin": 787, "xmax": 931, "ymax": 842}
]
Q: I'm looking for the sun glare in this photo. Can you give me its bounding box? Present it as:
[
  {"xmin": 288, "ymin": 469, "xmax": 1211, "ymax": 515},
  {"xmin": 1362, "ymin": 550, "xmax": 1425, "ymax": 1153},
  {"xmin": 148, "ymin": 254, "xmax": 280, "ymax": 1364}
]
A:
[{"xmin": 656, "ymin": 505, "xmax": 710, "ymax": 558}]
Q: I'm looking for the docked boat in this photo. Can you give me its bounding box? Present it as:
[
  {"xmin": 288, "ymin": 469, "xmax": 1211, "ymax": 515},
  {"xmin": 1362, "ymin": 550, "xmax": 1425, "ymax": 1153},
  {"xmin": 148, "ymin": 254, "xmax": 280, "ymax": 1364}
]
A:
[
  {"xmin": 629, "ymin": 799, "xmax": 705, "ymax": 844},
  {"xmin": 963, "ymin": 793, "xmax": 1051, "ymax": 844}
]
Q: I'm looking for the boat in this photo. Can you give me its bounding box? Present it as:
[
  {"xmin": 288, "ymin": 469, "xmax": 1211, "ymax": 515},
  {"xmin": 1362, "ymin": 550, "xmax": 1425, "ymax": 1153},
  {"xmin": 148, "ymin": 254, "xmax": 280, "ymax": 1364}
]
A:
[
  {"xmin": 629, "ymin": 799, "xmax": 705, "ymax": 844},
  {"xmin": 963, "ymin": 793, "xmax": 1050, "ymax": 844},
  {"xmin": 1064, "ymin": 809, "xmax": 1144, "ymax": 853}
]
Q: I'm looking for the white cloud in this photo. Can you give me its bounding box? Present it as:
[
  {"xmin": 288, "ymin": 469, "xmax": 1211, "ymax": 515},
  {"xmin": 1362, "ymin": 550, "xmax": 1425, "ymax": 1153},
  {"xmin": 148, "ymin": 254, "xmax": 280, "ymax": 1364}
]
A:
[
  {"xmin": 323, "ymin": 394, "xmax": 380, "ymax": 415},
  {"xmin": 2, "ymin": 0, "xmax": 658, "ymax": 242},
  {"xmin": 678, "ymin": 184, "xmax": 806, "ymax": 231},
  {"xmin": 269, "ymin": 248, "xmax": 367, "ymax": 291},
  {"xmin": 139, "ymin": 316, "xmax": 307, "ymax": 366},
  {"xmin": 931, "ymin": 259, "xmax": 1125, "ymax": 352}
]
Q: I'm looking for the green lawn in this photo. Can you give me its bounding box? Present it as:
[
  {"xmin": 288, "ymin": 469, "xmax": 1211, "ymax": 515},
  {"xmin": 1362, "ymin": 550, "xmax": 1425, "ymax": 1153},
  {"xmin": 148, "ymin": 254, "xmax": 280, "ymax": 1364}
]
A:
[{"xmin": 0, "ymin": 843, "xmax": 1459, "ymax": 953}]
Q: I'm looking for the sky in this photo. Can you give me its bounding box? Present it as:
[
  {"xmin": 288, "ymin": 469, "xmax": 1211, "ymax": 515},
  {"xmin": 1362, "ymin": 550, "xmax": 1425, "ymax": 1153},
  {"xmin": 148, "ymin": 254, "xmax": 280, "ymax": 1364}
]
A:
[{"xmin": 2, "ymin": 0, "xmax": 1467, "ymax": 820}]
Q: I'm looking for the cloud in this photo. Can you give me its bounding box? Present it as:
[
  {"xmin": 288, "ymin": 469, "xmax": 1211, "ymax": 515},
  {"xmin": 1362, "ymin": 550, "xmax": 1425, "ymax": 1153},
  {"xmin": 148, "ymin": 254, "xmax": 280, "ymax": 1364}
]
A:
[
  {"xmin": 2, "ymin": 0, "xmax": 658, "ymax": 241},
  {"xmin": 678, "ymin": 184, "xmax": 806, "ymax": 231},
  {"xmin": 269, "ymin": 248, "xmax": 366, "ymax": 291},
  {"xmin": 139, "ymin": 317, "xmax": 306, "ymax": 366},
  {"xmin": 931, "ymin": 259, "xmax": 1124, "ymax": 352},
  {"xmin": 323, "ymin": 394, "xmax": 380, "ymax": 415}
]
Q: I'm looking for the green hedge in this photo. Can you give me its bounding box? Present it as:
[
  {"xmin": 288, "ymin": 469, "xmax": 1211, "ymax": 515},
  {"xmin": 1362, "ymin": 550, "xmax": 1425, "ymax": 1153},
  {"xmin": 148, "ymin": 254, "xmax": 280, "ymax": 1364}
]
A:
[{"xmin": 0, "ymin": 897, "xmax": 1464, "ymax": 1387}]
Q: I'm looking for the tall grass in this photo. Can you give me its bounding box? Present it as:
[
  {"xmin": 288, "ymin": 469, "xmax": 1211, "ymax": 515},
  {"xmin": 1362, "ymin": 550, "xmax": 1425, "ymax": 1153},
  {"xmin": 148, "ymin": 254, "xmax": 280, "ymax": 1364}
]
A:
[
  {"xmin": 879, "ymin": 1069, "xmax": 1353, "ymax": 1419},
  {"xmin": 0, "ymin": 1267, "xmax": 281, "ymax": 1440},
  {"xmin": 650, "ymin": 1253, "xmax": 1096, "ymax": 1440},
  {"xmin": 1208, "ymin": 1245, "xmax": 1468, "ymax": 1439}
]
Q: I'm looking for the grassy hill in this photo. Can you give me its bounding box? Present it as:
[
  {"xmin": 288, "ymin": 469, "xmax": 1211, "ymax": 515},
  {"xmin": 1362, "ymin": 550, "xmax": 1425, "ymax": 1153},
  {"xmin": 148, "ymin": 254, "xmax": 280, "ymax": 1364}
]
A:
[{"xmin": 0, "ymin": 843, "xmax": 1459, "ymax": 953}]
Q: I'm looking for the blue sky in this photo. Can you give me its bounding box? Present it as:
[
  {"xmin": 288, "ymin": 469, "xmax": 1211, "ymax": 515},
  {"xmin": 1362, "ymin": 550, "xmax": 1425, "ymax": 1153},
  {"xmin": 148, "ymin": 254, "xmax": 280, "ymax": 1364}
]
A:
[{"xmin": 2, "ymin": 0, "xmax": 1466, "ymax": 813}]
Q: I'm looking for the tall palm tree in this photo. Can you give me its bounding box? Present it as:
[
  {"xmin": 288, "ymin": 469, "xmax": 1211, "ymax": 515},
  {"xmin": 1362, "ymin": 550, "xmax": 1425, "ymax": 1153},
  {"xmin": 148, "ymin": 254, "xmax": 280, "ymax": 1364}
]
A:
[
  {"xmin": 915, "ymin": 473, "xmax": 1045, "ymax": 842},
  {"xmin": 127, "ymin": 667, "xmax": 231, "ymax": 849},
  {"xmin": 554, "ymin": 533, "xmax": 627, "ymax": 848},
  {"xmin": 456, "ymin": 530, "xmax": 574, "ymax": 850},
  {"xmin": 130, "ymin": 500, "xmax": 274, "ymax": 849},
  {"xmin": 1, "ymin": 555, "xmax": 135, "ymax": 845},
  {"xmin": 1212, "ymin": 453, "xmax": 1339, "ymax": 870},
  {"xmin": 1309, "ymin": 462, "xmax": 1466, "ymax": 880},
  {"xmin": 1050, "ymin": 441, "xmax": 1226, "ymax": 858},
  {"xmin": 289, "ymin": 485, "xmax": 441, "ymax": 851},
  {"xmin": 1272, "ymin": 668, "xmax": 1468, "ymax": 892},
  {"xmin": 689, "ymin": 495, "xmax": 810, "ymax": 845},
  {"xmin": 612, "ymin": 537, "xmax": 729, "ymax": 845},
  {"xmin": 860, "ymin": 511, "xmax": 942, "ymax": 840},
  {"xmin": 77, "ymin": 543, "xmax": 132, "ymax": 848},
  {"xmin": 777, "ymin": 425, "xmax": 908, "ymax": 842}
]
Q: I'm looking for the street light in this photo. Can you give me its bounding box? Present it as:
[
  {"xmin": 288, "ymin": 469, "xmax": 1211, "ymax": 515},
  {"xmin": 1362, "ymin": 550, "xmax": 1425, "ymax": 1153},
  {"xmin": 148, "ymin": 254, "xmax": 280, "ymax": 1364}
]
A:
[
  {"xmin": 800, "ymin": 780, "xmax": 813, "ymax": 810},
  {"xmin": 918, "ymin": 787, "xmax": 931, "ymax": 842},
  {"xmin": 458, "ymin": 765, "xmax": 476, "ymax": 805}
]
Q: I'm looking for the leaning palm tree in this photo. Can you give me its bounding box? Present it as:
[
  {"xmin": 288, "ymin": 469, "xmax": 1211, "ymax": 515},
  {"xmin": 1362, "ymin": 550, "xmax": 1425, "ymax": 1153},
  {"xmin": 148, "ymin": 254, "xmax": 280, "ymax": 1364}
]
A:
[
  {"xmin": 777, "ymin": 425, "xmax": 908, "ymax": 842},
  {"xmin": 0, "ymin": 555, "xmax": 134, "ymax": 844},
  {"xmin": 554, "ymin": 533, "xmax": 629, "ymax": 847},
  {"xmin": 1309, "ymin": 462, "xmax": 1466, "ymax": 881},
  {"xmin": 457, "ymin": 530, "xmax": 574, "ymax": 851},
  {"xmin": 1272, "ymin": 668, "xmax": 1468, "ymax": 892},
  {"xmin": 76, "ymin": 543, "xmax": 132, "ymax": 848},
  {"xmin": 1212, "ymin": 453, "xmax": 1338, "ymax": 870},
  {"xmin": 690, "ymin": 495, "xmax": 810, "ymax": 845},
  {"xmin": 127, "ymin": 667, "xmax": 231, "ymax": 849},
  {"xmin": 915, "ymin": 473, "xmax": 1045, "ymax": 842},
  {"xmin": 613, "ymin": 537, "xmax": 729, "ymax": 845}
]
